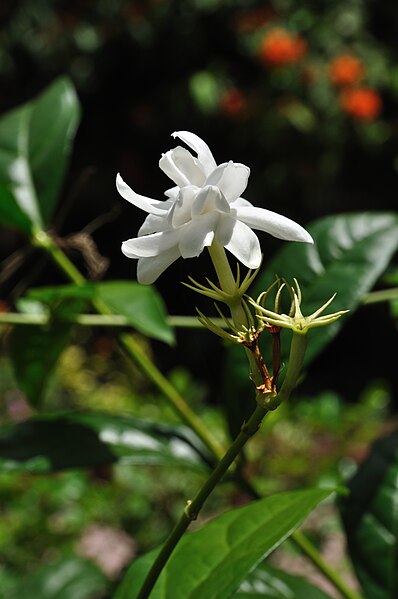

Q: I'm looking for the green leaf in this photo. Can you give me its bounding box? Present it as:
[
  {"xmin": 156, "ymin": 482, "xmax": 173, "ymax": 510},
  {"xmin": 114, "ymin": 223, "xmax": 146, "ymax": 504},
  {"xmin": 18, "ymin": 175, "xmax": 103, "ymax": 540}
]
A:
[
  {"xmin": 115, "ymin": 488, "xmax": 333, "ymax": 599},
  {"xmin": 0, "ymin": 77, "xmax": 80, "ymax": 232},
  {"xmin": 5, "ymin": 557, "xmax": 107, "ymax": 599},
  {"xmin": 0, "ymin": 412, "xmax": 212, "ymax": 473},
  {"xmin": 224, "ymin": 212, "xmax": 398, "ymax": 438},
  {"xmin": 28, "ymin": 280, "xmax": 175, "ymax": 345},
  {"xmin": 8, "ymin": 298, "xmax": 85, "ymax": 407},
  {"xmin": 97, "ymin": 281, "xmax": 175, "ymax": 345},
  {"xmin": 339, "ymin": 428, "xmax": 398, "ymax": 599},
  {"xmin": 234, "ymin": 562, "xmax": 333, "ymax": 598}
]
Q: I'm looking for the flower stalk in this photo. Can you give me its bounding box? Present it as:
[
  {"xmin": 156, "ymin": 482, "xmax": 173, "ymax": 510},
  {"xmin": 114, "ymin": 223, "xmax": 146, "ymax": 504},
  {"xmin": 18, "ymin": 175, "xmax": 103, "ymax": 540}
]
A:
[{"xmin": 31, "ymin": 228, "xmax": 225, "ymax": 460}]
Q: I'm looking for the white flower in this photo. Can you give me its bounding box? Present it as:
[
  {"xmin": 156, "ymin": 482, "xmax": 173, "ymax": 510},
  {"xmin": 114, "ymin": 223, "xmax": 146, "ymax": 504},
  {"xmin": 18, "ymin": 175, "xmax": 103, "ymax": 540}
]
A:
[{"xmin": 118, "ymin": 131, "xmax": 313, "ymax": 284}]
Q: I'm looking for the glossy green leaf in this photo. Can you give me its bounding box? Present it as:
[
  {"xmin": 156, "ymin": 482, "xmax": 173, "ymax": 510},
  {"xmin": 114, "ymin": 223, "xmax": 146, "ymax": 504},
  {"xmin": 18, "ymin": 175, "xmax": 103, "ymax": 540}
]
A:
[
  {"xmin": 115, "ymin": 488, "xmax": 333, "ymax": 599},
  {"xmin": 28, "ymin": 280, "xmax": 175, "ymax": 345},
  {"xmin": 0, "ymin": 412, "xmax": 212, "ymax": 473},
  {"xmin": 339, "ymin": 428, "xmax": 398, "ymax": 599},
  {"xmin": 224, "ymin": 212, "xmax": 398, "ymax": 438},
  {"xmin": 5, "ymin": 557, "xmax": 107, "ymax": 599},
  {"xmin": 0, "ymin": 77, "xmax": 80, "ymax": 232},
  {"xmin": 9, "ymin": 298, "xmax": 85, "ymax": 406},
  {"xmin": 234, "ymin": 562, "xmax": 333, "ymax": 598}
]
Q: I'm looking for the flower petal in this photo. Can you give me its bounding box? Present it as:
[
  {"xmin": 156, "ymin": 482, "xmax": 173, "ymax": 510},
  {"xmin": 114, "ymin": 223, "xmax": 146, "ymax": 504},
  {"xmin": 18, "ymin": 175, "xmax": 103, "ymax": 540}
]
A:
[
  {"xmin": 116, "ymin": 173, "xmax": 167, "ymax": 216},
  {"xmin": 205, "ymin": 162, "xmax": 250, "ymax": 203},
  {"xmin": 122, "ymin": 229, "xmax": 181, "ymax": 258},
  {"xmin": 138, "ymin": 207, "xmax": 173, "ymax": 236},
  {"xmin": 179, "ymin": 213, "xmax": 219, "ymax": 258},
  {"xmin": 191, "ymin": 185, "xmax": 230, "ymax": 218},
  {"xmin": 137, "ymin": 247, "xmax": 181, "ymax": 284},
  {"xmin": 169, "ymin": 186, "xmax": 198, "ymax": 227},
  {"xmin": 172, "ymin": 131, "xmax": 217, "ymax": 175},
  {"xmin": 235, "ymin": 206, "xmax": 313, "ymax": 243},
  {"xmin": 159, "ymin": 146, "xmax": 206, "ymax": 187},
  {"xmin": 216, "ymin": 215, "xmax": 261, "ymax": 269}
]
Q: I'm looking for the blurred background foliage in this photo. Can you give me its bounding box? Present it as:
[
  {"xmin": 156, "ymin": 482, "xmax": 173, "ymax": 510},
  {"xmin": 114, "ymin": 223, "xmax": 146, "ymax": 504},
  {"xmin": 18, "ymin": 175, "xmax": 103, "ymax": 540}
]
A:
[{"xmin": 1, "ymin": 0, "xmax": 398, "ymax": 596}]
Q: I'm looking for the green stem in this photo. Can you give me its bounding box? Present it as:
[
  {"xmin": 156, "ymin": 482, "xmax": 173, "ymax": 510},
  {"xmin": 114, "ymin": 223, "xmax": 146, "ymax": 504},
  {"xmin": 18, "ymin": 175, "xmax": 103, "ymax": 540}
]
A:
[
  {"xmin": 32, "ymin": 229, "xmax": 85, "ymax": 285},
  {"xmin": 292, "ymin": 530, "xmax": 363, "ymax": 599},
  {"xmin": 32, "ymin": 231, "xmax": 362, "ymax": 599},
  {"xmin": 207, "ymin": 242, "xmax": 247, "ymax": 327},
  {"xmin": 0, "ymin": 312, "xmax": 226, "ymax": 329},
  {"xmin": 277, "ymin": 332, "xmax": 307, "ymax": 404},
  {"xmin": 362, "ymin": 287, "xmax": 398, "ymax": 304},
  {"xmin": 32, "ymin": 229, "xmax": 225, "ymax": 460},
  {"xmin": 136, "ymin": 403, "xmax": 268, "ymax": 599}
]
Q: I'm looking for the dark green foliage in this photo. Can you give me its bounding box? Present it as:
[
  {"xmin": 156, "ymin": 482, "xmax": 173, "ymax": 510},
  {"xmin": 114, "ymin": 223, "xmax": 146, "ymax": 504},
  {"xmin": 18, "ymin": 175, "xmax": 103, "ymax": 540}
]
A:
[
  {"xmin": 339, "ymin": 428, "xmax": 398, "ymax": 599},
  {"xmin": 0, "ymin": 412, "xmax": 212, "ymax": 473}
]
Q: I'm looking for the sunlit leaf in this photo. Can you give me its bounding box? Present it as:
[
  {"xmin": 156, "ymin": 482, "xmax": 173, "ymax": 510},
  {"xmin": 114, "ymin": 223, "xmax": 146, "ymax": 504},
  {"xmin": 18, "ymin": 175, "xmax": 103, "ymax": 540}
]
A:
[
  {"xmin": 0, "ymin": 77, "xmax": 80, "ymax": 232},
  {"xmin": 115, "ymin": 488, "xmax": 333, "ymax": 599},
  {"xmin": 224, "ymin": 212, "xmax": 398, "ymax": 438}
]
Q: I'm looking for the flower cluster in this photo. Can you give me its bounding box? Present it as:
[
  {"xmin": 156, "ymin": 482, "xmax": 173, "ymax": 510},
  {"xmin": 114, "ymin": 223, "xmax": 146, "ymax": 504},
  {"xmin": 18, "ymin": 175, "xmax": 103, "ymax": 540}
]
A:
[
  {"xmin": 328, "ymin": 54, "xmax": 365, "ymax": 87},
  {"xmin": 326, "ymin": 52, "xmax": 382, "ymax": 122},
  {"xmin": 258, "ymin": 28, "xmax": 307, "ymax": 68},
  {"xmin": 340, "ymin": 87, "xmax": 382, "ymax": 122},
  {"xmin": 118, "ymin": 132, "xmax": 313, "ymax": 284}
]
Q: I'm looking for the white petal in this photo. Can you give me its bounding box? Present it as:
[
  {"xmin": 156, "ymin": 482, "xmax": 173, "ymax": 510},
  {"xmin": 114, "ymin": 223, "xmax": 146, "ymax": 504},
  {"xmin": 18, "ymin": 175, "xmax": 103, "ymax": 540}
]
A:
[
  {"xmin": 191, "ymin": 185, "xmax": 230, "ymax": 218},
  {"xmin": 116, "ymin": 174, "xmax": 167, "ymax": 216},
  {"xmin": 169, "ymin": 186, "xmax": 198, "ymax": 227},
  {"xmin": 122, "ymin": 229, "xmax": 181, "ymax": 258},
  {"xmin": 165, "ymin": 186, "xmax": 180, "ymax": 198},
  {"xmin": 205, "ymin": 162, "xmax": 250, "ymax": 203},
  {"xmin": 172, "ymin": 131, "xmax": 217, "ymax": 175},
  {"xmin": 138, "ymin": 207, "xmax": 173, "ymax": 236},
  {"xmin": 216, "ymin": 216, "xmax": 261, "ymax": 269},
  {"xmin": 159, "ymin": 147, "xmax": 206, "ymax": 187},
  {"xmin": 235, "ymin": 206, "xmax": 313, "ymax": 243},
  {"xmin": 230, "ymin": 197, "xmax": 253, "ymax": 208},
  {"xmin": 137, "ymin": 248, "xmax": 181, "ymax": 284},
  {"xmin": 178, "ymin": 213, "xmax": 218, "ymax": 258}
]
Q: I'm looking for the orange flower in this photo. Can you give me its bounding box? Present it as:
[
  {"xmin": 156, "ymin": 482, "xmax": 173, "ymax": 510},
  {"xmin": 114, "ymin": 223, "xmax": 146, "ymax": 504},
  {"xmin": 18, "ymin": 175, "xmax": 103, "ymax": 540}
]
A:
[
  {"xmin": 220, "ymin": 88, "xmax": 246, "ymax": 118},
  {"xmin": 329, "ymin": 54, "xmax": 365, "ymax": 86},
  {"xmin": 340, "ymin": 87, "xmax": 382, "ymax": 121},
  {"xmin": 258, "ymin": 28, "xmax": 307, "ymax": 67}
]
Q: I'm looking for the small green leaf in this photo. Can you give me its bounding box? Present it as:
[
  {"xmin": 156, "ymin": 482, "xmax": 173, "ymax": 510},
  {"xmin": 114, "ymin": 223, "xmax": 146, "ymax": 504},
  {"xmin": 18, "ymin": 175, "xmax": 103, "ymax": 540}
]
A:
[
  {"xmin": 0, "ymin": 412, "xmax": 212, "ymax": 473},
  {"xmin": 224, "ymin": 212, "xmax": 398, "ymax": 438},
  {"xmin": 0, "ymin": 77, "xmax": 80, "ymax": 232},
  {"xmin": 5, "ymin": 557, "xmax": 107, "ymax": 599},
  {"xmin": 339, "ymin": 428, "xmax": 398, "ymax": 599},
  {"xmin": 97, "ymin": 281, "xmax": 175, "ymax": 345},
  {"xmin": 115, "ymin": 488, "xmax": 333, "ymax": 599},
  {"xmin": 234, "ymin": 562, "xmax": 333, "ymax": 598}
]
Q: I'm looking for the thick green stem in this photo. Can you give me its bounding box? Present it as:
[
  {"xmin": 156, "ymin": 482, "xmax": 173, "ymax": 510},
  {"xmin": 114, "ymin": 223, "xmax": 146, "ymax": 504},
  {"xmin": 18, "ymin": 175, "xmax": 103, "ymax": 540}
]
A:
[
  {"xmin": 277, "ymin": 332, "xmax": 307, "ymax": 404},
  {"xmin": 136, "ymin": 403, "xmax": 268, "ymax": 599},
  {"xmin": 207, "ymin": 242, "xmax": 247, "ymax": 327},
  {"xmin": 32, "ymin": 229, "xmax": 225, "ymax": 460}
]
